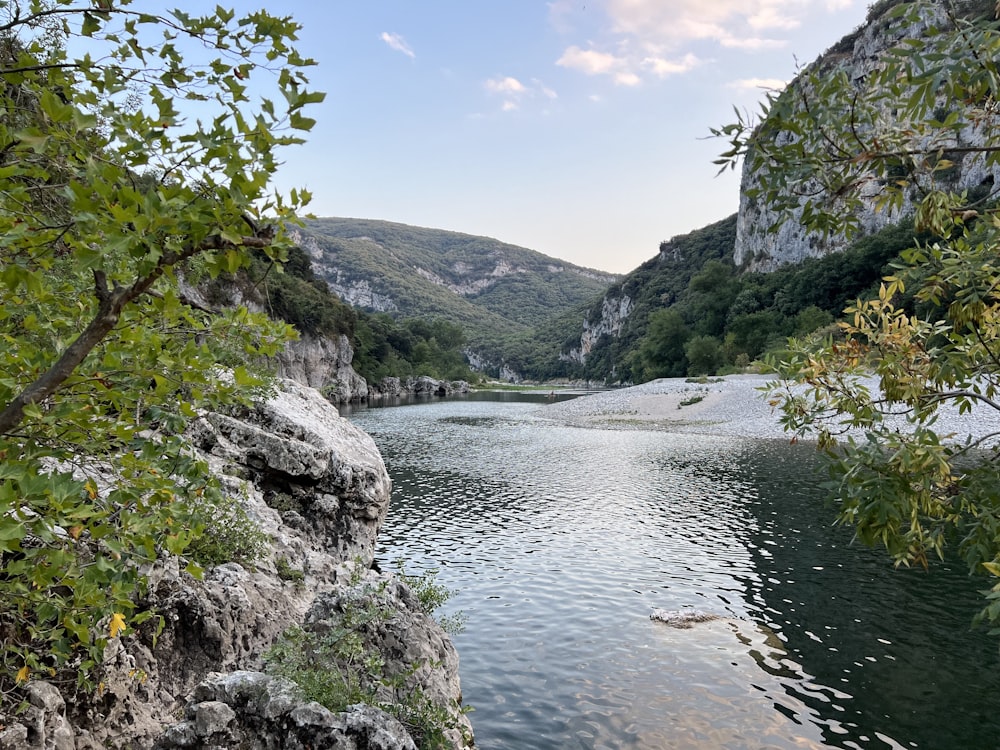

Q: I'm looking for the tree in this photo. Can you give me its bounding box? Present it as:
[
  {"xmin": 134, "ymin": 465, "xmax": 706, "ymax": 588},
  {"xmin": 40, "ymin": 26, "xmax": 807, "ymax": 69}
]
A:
[
  {"xmin": 0, "ymin": 1, "xmax": 322, "ymax": 696},
  {"xmin": 636, "ymin": 309, "xmax": 690, "ymax": 379},
  {"xmin": 714, "ymin": 0, "xmax": 1000, "ymax": 629},
  {"xmin": 684, "ymin": 335, "xmax": 723, "ymax": 376}
]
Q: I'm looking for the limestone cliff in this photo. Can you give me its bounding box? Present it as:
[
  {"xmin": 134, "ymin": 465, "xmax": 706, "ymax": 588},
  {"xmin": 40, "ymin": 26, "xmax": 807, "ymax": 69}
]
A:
[
  {"xmin": 183, "ymin": 274, "xmax": 370, "ymax": 404},
  {"xmin": 0, "ymin": 380, "xmax": 472, "ymax": 750},
  {"xmin": 561, "ymin": 293, "xmax": 634, "ymax": 366},
  {"xmin": 277, "ymin": 332, "xmax": 369, "ymax": 404},
  {"xmin": 735, "ymin": 0, "xmax": 1000, "ymax": 271}
]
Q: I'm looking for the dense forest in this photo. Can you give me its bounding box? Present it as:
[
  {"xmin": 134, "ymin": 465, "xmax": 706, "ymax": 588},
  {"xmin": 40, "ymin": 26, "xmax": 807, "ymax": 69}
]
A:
[{"xmin": 589, "ymin": 218, "xmax": 925, "ymax": 383}]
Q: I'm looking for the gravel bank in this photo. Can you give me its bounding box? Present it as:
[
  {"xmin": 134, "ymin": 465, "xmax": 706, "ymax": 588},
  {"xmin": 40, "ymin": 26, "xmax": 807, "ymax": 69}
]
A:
[{"xmin": 537, "ymin": 374, "xmax": 1000, "ymax": 443}]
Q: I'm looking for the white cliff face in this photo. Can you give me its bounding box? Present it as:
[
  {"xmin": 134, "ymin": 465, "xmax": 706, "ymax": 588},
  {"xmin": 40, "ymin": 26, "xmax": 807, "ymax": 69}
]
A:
[
  {"xmin": 294, "ymin": 231, "xmax": 398, "ymax": 313},
  {"xmin": 326, "ymin": 273, "xmax": 398, "ymax": 312},
  {"xmin": 462, "ymin": 349, "xmax": 524, "ymax": 382},
  {"xmin": 415, "ymin": 258, "xmax": 530, "ymax": 296},
  {"xmin": 277, "ymin": 332, "xmax": 368, "ymax": 403},
  {"xmin": 563, "ymin": 294, "xmax": 634, "ymax": 365},
  {"xmin": 735, "ymin": 0, "xmax": 1000, "ymax": 271}
]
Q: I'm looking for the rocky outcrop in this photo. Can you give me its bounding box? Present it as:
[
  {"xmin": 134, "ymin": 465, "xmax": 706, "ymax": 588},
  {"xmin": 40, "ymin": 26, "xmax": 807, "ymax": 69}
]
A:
[
  {"xmin": 156, "ymin": 672, "xmax": 418, "ymax": 750},
  {"xmin": 295, "ymin": 232, "xmax": 398, "ymax": 313},
  {"xmin": 369, "ymin": 376, "xmax": 471, "ymax": 399},
  {"xmin": 4, "ymin": 380, "xmax": 471, "ymax": 749},
  {"xmin": 561, "ymin": 293, "xmax": 634, "ymax": 365},
  {"xmin": 276, "ymin": 332, "xmax": 369, "ymax": 404},
  {"xmin": 415, "ymin": 258, "xmax": 529, "ymax": 296},
  {"xmin": 464, "ymin": 350, "xmax": 523, "ymax": 383},
  {"xmin": 734, "ymin": 0, "xmax": 1000, "ymax": 271}
]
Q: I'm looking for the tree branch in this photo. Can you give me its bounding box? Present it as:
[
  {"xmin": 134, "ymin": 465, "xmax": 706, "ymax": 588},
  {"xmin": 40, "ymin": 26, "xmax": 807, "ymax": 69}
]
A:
[{"xmin": 0, "ymin": 233, "xmax": 269, "ymax": 436}]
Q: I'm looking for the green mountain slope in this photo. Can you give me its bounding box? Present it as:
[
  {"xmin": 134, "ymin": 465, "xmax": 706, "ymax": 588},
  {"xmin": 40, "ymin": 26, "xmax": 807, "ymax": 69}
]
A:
[
  {"xmin": 563, "ymin": 215, "xmax": 921, "ymax": 383},
  {"xmin": 297, "ymin": 218, "xmax": 617, "ymax": 346}
]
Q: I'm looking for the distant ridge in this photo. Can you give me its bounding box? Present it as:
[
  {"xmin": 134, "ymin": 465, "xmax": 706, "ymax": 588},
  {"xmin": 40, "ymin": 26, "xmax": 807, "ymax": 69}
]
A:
[{"xmin": 297, "ymin": 217, "xmax": 617, "ymax": 349}]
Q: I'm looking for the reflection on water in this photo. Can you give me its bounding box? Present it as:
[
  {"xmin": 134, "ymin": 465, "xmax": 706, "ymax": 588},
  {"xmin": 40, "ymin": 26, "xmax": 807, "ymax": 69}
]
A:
[{"xmin": 345, "ymin": 396, "xmax": 1000, "ymax": 749}]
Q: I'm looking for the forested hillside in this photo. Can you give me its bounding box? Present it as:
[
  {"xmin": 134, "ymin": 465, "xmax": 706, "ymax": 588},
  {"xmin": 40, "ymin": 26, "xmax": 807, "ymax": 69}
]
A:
[
  {"xmin": 204, "ymin": 244, "xmax": 483, "ymax": 385},
  {"xmin": 554, "ymin": 217, "xmax": 923, "ymax": 383},
  {"xmin": 298, "ymin": 217, "xmax": 615, "ymax": 343}
]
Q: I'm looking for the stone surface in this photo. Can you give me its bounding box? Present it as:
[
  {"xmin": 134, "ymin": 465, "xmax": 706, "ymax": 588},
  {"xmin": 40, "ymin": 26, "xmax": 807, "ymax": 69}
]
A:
[
  {"xmin": 17, "ymin": 682, "xmax": 76, "ymax": 750},
  {"xmin": 277, "ymin": 332, "xmax": 369, "ymax": 404},
  {"xmin": 303, "ymin": 570, "xmax": 473, "ymax": 748},
  {"xmin": 734, "ymin": 0, "xmax": 1000, "ymax": 270},
  {"xmin": 562, "ymin": 292, "xmax": 634, "ymax": 366},
  {"xmin": 650, "ymin": 609, "xmax": 724, "ymax": 628},
  {"xmin": 154, "ymin": 671, "xmax": 418, "ymax": 750},
  {"xmin": 1, "ymin": 379, "xmax": 471, "ymax": 749},
  {"xmin": 371, "ymin": 376, "xmax": 471, "ymax": 399}
]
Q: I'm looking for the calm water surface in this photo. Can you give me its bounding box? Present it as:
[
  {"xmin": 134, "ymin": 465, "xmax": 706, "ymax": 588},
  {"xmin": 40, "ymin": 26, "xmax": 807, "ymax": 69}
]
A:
[{"xmin": 343, "ymin": 394, "xmax": 1000, "ymax": 750}]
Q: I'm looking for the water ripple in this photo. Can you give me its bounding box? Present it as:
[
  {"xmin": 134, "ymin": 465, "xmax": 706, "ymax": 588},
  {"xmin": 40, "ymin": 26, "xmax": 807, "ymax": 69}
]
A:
[{"xmin": 349, "ymin": 398, "xmax": 1000, "ymax": 749}]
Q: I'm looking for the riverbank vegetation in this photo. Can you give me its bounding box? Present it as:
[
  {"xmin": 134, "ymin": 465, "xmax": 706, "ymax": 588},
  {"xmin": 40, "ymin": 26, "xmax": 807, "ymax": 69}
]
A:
[
  {"xmin": 714, "ymin": 0, "xmax": 1000, "ymax": 629},
  {"xmin": 0, "ymin": 0, "xmax": 319, "ymax": 703}
]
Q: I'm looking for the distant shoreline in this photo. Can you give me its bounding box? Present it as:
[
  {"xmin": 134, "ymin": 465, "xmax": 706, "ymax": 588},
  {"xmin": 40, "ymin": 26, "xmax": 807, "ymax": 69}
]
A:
[
  {"xmin": 539, "ymin": 374, "xmax": 1000, "ymax": 444},
  {"xmin": 538, "ymin": 374, "xmax": 790, "ymax": 439}
]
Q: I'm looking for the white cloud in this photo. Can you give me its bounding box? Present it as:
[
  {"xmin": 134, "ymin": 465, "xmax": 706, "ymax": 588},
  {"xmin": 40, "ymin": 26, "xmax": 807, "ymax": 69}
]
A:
[
  {"xmin": 485, "ymin": 76, "xmax": 527, "ymax": 95},
  {"xmin": 556, "ymin": 46, "xmax": 625, "ymax": 76},
  {"xmin": 533, "ymin": 78, "xmax": 559, "ymax": 99},
  {"xmin": 557, "ymin": 45, "xmax": 646, "ymax": 87},
  {"xmin": 719, "ymin": 36, "xmax": 788, "ymax": 50},
  {"xmin": 484, "ymin": 76, "xmax": 559, "ymax": 113},
  {"xmin": 380, "ymin": 32, "xmax": 415, "ymax": 59},
  {"xmin": 643, "ymin": 53, "xmax": 702, "ymax": 78},
  {"xmin": 603, "ymin": 0, "xmax": 817, "ymax": 42},
  {"xmin": 552, "ymin": 1, "xmax": 858, "ymax": 86},
  {"xmin": 728, "ymin": 77, "xmax": 788, "ymax": 91}
]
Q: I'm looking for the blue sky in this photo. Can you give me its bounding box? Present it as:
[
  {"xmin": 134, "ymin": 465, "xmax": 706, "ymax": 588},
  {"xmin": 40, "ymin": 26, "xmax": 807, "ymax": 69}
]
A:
[{"xmin": 261, "ymin": 1, "xmax": 871, "ymax": 274}]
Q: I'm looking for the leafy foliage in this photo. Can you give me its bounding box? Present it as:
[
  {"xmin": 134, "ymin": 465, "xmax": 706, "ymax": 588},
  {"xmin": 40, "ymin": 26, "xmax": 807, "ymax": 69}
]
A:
[
  {"xmin": 0, "ymin": 1, "xmax": 319, "ymax": 700},
  {"xmin": 714, "ymin": 0, "xmax": 1000, "ymax": 629},
  {"xmin": 579, "ymin": 215, "xmax": 915, "ymax": 383},
  {"xmin": 353, "ymin": 314, "xmax": 480, "ymax": 384}
]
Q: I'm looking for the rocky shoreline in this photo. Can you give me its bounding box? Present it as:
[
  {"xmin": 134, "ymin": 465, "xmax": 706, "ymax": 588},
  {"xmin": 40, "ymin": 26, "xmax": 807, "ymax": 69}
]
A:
[{"xmin": 1, "ymin": 379, "xmax": 472, "ymax": 750}]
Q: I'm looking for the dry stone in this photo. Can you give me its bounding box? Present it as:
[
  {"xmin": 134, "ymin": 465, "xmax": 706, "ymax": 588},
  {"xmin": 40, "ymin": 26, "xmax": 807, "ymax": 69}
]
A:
[{"xmin": 2, "ymin": 379, "xmax": 471, "ymax": 749}]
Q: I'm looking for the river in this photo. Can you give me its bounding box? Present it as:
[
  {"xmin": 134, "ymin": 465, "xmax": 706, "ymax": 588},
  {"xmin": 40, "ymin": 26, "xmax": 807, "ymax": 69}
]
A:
[{"xmin": 342, "ymin": 392, "xmax": 1000, "ymax": 750}]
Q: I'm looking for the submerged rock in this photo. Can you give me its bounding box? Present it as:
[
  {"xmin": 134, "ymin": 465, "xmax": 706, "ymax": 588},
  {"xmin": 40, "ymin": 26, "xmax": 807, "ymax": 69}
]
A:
[{"xmin": 649, "ymin": 609, "xmax": 725, "ymax": 628}]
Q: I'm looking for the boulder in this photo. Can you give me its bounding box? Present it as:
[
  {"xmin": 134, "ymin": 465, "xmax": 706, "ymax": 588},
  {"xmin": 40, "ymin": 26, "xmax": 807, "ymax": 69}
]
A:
[
  {"xmin": 375, "ymin": 376, "xmax": 402, "ymax": 398},
  {"xmin": 2, "ymin": 379, "xmax": 471, "ymax": 749},
  {"xmin": 155, "ymin": 671, "xmax": 417, "ymax": 750}
]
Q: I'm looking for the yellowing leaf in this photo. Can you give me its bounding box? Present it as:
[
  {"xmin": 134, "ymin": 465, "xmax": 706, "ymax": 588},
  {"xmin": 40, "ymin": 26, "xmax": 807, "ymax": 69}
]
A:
[
  {"xmin": 109, "ymin": 612, "xmax": 127, "ymax": 639},
  {"xmin": 983, "ymin": 562, "xmax": 1000, "ymax": 577},
  {"xmin": 15, "ymin": 666, "xmax": 29, "ymax": 683},
  {"xmin": 85, "ymin": 480, "xmax": 98, "ymax": 500}
]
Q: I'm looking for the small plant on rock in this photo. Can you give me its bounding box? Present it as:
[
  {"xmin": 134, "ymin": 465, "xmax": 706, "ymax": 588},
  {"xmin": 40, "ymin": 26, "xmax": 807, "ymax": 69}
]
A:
[{"xmin": 264, "ymin": 568, "xmax": 470, "ymax": 749}]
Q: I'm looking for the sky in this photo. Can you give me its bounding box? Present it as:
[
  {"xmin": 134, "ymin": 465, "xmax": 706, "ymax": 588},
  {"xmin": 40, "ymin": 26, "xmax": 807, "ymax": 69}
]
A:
[{"xmin": 251, "ymin": 1, "xmax": 872, "ymax": 274}]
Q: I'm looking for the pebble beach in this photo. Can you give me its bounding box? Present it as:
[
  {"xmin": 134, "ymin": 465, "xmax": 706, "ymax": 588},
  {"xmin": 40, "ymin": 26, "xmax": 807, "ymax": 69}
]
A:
[{"xmin": 539, "ymin": 373, "xmax": 1000, "ymax": 444}]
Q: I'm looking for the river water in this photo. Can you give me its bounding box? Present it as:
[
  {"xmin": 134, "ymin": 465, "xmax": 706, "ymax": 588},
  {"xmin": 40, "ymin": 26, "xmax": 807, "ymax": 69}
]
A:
[{"xmin": 342, "ymin": 393, "xmax": 1000, "ymax": 750}]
